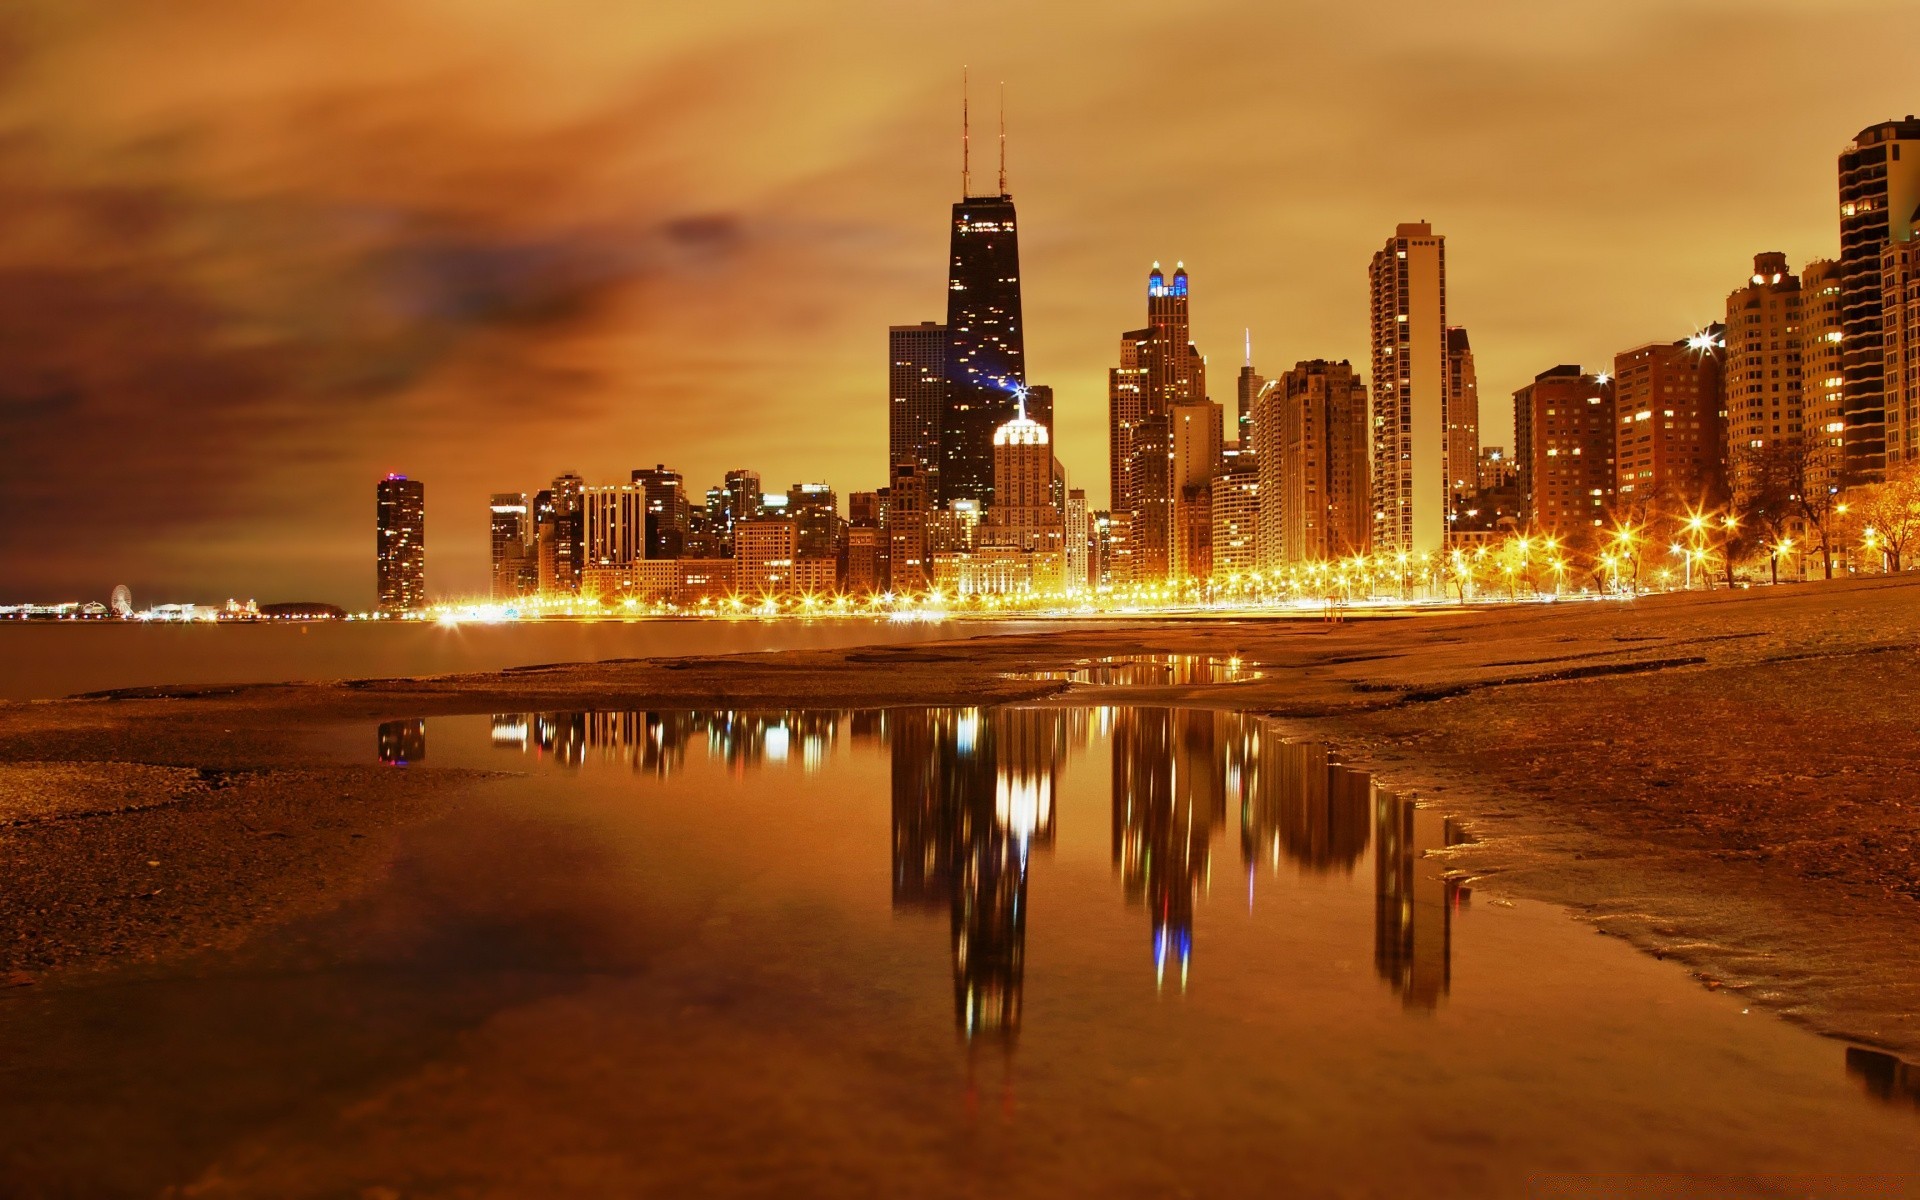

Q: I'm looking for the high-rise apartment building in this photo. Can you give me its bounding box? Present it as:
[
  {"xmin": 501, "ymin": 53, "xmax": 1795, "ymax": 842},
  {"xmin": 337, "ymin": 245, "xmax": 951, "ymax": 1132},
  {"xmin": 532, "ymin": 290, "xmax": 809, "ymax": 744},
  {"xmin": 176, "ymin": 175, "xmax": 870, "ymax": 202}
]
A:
[
  {"xmin": 1256, "ymin": 360, "xmax": 1371, "ymax": 567},
  {"xmin": 488, "ymin": 492, "xmax": 535, "ymax": 601},
  {"xmin": 1513, "ymin": 366, "xmax": 1614, "ymax": 535},
  {"xmin": 1209, "ymin": 458, "xmax": 1259, "ymax": 580},
  {"xmin": 1170, "ymin": 401, "xmax": 1222, "ymax": 583},
  {"xmin": 375, "ymin": 474, "xmax": 425, "ymax": 614},
  {"xmin": 1613, "ymin": 333, "xmax": 1725, "ymax": 513},
  {"xmin": 941, "ymin": 188, "xmax": 1026, "ymax": 507},
  {"xmin": 1723, "ymin": 253, "xmax": 1804, "ymax": 467},
  {"xmin": 985, "ymin": 399, "xmax": 1061, "ymax": 561},
  {"xmin": 1108, "ymin": 326, "xmax": 1150, "ymax": 532},
  {"xmin": 1235, "ymin": 335, "xmax": 1262, "ymax": 451},
  {"xmin": 1882, "ymin": 239, "xmax": 1920, "ymax": 467},
  {"xmin": 631, "ymin": 465, "xmax": 689, "ymax": 559},
  {"xmin": 1445, "ymin": 327, "xmax": 1479, "ymax": 501},
  {"xmin": 583, "ymin": 484, "xmax": 646, "ymax": 568},
  {"xmin": 890, "ymin": 321, "xmax": 946, "ymax": 487},
  {"xmin": 1370, "ymin": 223, "xmax": 1449, "ymax": 557},
  {"xmin": 1064, "ymin": 488, "xmax": 1089, "ymax": 594},
  {"xmin": 1837, "ymin": 118, "xmax": 1920, "ymax": 483},
  {"xmin": 1802, "ymin": 260, "xmax": 1847, "ymax": 493},
  {"xmin": 785, "ymin": 482, "xmax": 839, "ymax": 559}
]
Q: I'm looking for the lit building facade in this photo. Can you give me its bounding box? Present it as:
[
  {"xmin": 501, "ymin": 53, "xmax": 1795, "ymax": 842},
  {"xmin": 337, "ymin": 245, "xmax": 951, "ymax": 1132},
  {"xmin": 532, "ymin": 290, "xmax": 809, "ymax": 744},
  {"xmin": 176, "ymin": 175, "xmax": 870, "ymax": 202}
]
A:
[
  {"xmin": 1064, "ymin": 488, "xmax": 1089, "ymax": 594},
  {"xmin": 1111, "ymin": 263, "xmax": 1208, "ymax": 587},
  {"xmin": 885, "ymin": 460, "xmax": 931, "ymax": 594},
  {"xmin": 1513, "ymin": 366, "xmax": 1614, "ymax": 534},
  {"xmin": 583, "ymin": 484, "xmax": 646, "ymax": 570},
  {"xmin": 1369, "ymin": 223, "xmax": 1450, "ymax": 557},
  {"xmin": 1170, "ymin": 400, "xmax": 1222, "ymax": 583},
  {"xmin": 890, "ymin": 321, "xmax": 946, "ymax": 492},
  {"xmin": 1613, "ymin": 334, "xmax": 1725, "ymax": 513},
  {"xmin": 735, "ymin": 518, "xmax": 798, "ymax": 598},
  {"xmin": 1801, "ymin": 260, "xmax": 1847, "ymax": 494},
  {"xmin": 488, "ymin": 492, "xmax": 535, "ymax": 601},
  {"xmin": 1837, "ymin": 118, "xmax": 1920, "ymax": 483},
  {"xmin": 942, "ymin": 192, "xmax": 1026, "ymax": 508},
  {"xmin": 375, "ymin": 474, "xmax": 425, "ymax": 614},
  {"xmin": 1723, "ymin": 252, "xmax": 1804, "ymax": 472},
  {"xmin": 1209, "ymin": 458, "xmax": 1259, "ymax": 580}
]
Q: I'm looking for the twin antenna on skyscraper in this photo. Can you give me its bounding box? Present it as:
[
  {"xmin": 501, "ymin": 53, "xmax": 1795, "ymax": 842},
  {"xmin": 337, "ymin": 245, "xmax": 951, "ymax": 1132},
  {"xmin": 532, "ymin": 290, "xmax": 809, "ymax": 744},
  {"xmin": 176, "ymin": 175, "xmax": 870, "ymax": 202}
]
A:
[{"xmin": 960, "ymin": 68, "xmax": 1007, "ymax": 198}]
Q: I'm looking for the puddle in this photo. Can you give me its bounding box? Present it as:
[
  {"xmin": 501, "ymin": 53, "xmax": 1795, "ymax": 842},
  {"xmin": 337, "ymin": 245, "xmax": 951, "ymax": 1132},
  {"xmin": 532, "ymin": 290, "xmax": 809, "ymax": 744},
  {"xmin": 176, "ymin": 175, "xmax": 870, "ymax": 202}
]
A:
[
  {"xmin": 1017, "ymin": 652, "xmax": 1263, "ymax": 686},
  {"xmin": 3, "ymin": 706, "xmax": 1915, "ymax": 1197}
]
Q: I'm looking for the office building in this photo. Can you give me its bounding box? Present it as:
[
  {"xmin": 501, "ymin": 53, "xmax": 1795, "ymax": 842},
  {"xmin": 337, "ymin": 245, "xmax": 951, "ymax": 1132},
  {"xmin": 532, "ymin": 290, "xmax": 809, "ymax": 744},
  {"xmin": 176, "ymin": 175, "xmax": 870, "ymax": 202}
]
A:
[
  {"xmin": 735, "ymin": 518, "xmax": 798, "ymax": 598},
  {"xmin": 375, "ymin": 474, "xmax": 425, "ymax": 614},
  {"xmin": 631, "ymin": 465, "xmax": 689, "ymax": 559},
  {"xmin": 1170, "ymin": 400, "xmax": 1222, "ymax": 583},
  {"xmin": 488, "ymin": 492, "xmax": 535, "ymax": 601},
  {"xmin": 785, "ymin": 482, "xmax": 839, "ymax": 559},
  {"xmin": 941, "ymin": 179, "xmax": 1026, "ymax": 507},
  {"xmin": 1838, "ymin": 117, "xmax": 1920, "ymax": 482},
  {"xmin": 886, "ymin": 460, "xmax": 931, "ymax": 594},
  {"xmin": 1111, "ymin": 263, "xmax": 1209, "ymax": 586},
  {"xmin": 1369, "ymin": 222, "xmax": 1449, "ymax": 557},
  {"xmin": 545, "ymin": 472, "xmax": 585, "ymax": 595},
  {"xmin": 890, "ymin": 321, "xmax": 946, "ymax": 490},
  {"xmin": 1064, "ymin": 488, "xmax": 1089, "ymax": 593},
  {"xmin": 1209, "ymin": 457, "xmax": 1259, "ymax": 580},
  {"xmin": 1235, "ymin": 333, "xmax": 1262, "ymax": 450}
]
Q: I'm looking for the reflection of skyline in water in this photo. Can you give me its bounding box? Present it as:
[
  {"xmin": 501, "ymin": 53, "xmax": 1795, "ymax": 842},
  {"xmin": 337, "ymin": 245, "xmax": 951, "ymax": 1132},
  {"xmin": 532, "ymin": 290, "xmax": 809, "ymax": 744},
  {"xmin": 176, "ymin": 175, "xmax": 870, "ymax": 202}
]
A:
[
  {"xmin": 377, "ymin": 719, "xmax": 426, "ymax": 766},
  {"xmin": 472, "ymin": 705, "xmax": 1467, "ymax": 1024}
]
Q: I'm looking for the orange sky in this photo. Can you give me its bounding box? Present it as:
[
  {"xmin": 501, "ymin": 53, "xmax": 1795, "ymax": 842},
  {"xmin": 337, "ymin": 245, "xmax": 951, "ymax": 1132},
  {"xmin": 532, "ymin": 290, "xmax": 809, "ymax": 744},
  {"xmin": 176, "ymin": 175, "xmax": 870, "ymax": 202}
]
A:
[{"xmin": 4, "ymin": 0, "xmax": 1919, "ymax": 603}]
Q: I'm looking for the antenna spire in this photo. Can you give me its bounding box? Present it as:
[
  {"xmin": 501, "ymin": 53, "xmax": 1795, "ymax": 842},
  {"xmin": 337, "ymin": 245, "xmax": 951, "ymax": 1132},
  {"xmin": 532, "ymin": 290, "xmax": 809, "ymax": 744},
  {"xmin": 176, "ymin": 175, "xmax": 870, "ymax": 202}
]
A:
[
  {"xmin": 998, "ymin": 81, "xmax": 1007, "ymax": 194},
  {"xmin": 1244, "ymin": 328, "xmax": 1252, "ymax": 369},
  {"xmin": 961, "ymin": 67, "xmax": 970, "ymax": 198}
]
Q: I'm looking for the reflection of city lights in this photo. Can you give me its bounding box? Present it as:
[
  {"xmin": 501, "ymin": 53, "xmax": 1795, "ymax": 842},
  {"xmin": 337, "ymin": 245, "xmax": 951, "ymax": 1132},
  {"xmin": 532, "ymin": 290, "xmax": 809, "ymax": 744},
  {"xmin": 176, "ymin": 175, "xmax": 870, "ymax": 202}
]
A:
[
  {"xmin": 764, "ymin": 723, "xmax": 789, "ymax": 763},
  {"xmin": 995, "ymin": 771, "xmax": 1051, "ymax": 844}
]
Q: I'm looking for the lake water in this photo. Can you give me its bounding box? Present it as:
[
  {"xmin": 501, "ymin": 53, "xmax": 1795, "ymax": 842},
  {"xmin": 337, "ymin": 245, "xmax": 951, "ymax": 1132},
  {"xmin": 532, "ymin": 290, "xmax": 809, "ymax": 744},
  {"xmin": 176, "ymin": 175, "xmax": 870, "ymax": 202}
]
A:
[
  {"xmin": 0, "ymin": 617, "xmax": 1131, "ymax": 701},
  {"xmin": 1, "ymin": 705, "xmax": 1912, "ymax": 1197}
]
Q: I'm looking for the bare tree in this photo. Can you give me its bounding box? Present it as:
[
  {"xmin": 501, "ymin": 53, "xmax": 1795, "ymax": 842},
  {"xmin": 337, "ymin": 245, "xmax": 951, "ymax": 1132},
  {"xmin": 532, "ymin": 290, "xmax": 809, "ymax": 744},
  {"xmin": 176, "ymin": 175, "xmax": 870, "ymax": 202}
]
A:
[{"xmin": 1731, "ymin": 444, "xmax": 1805, "ymax": 585}]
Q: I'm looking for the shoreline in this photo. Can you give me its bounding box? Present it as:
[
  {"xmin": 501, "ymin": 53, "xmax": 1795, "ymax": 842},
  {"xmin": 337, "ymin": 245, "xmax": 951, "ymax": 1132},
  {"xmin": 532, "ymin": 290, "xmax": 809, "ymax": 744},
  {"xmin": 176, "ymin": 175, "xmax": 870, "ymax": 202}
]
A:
[{"xmin": 2, "ymin": 575, "xmax": 1918, "ymax": 1063}]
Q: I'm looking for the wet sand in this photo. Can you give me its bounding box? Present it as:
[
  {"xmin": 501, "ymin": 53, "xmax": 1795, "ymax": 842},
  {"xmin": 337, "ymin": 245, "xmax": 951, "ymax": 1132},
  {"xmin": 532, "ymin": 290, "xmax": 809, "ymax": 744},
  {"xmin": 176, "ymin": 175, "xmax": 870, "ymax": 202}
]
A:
[{"xmin": 2, "ymin": 574, "xmax": 1918, "ymax": 1063}]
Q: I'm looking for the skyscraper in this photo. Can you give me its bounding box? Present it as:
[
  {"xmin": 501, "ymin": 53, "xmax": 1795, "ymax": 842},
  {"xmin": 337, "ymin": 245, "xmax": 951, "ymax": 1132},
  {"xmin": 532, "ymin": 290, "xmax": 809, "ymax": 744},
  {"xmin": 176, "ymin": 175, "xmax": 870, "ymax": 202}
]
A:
[
  {"xmin": 1108, "ymin": 326, "xmax": 1150, "ymax": 532},
  {"xmin": 1170, "ymin": 401, "xmax": 1222, "ymax": 583},
  {"xmin": 375, "ymin": 474, "xmax": 425, "ymax": 614},
  {"xmin": 1723, "ymin": 253, "xmax": 1804, "ymax": 467},
  {"xmin": 1837, "ymin": 118, "xmax": 1920, "ymax": 483},
  {"xmin": 1256, "ymin": 360, "xmax": 1371, "ymax": 567},
  {"xmin": 631, "ymin": 465, "xmax": 689, "ymax": 559},
  {"xmin": 784, "ymin": 482, "xmax": 839, "ymax": 559},
  {"xmin": 1112, "ymin": 263, "xmax": 1208, "ymax": 585},
  {"xmin": 985, "ymin": 395, "xmax": 1062, "ymax": 568},
  {"xmin": 546, "ymin": 472, "xmax": 585, "ymax": 594},
  {"xmin": 1235, "ymin": 333, "xmax": 1262, "ymax": 451},
  {"xmin": 941, "ymin": 185, "xmax": 1025, "ymax": 507},
  {"xmin": 890, "ymin": 321, "xmax": 946, "ymax": 488},
  {"xmin": 886, "ymin": 460, "xmax": 931, "ymax": 594},
  {"xmin": 1445, "ymin": 327, "xmax": 1479, "ymax": 502},
  {"xmin": 1209, "ymin": 457, "xmax": 1259, "ymax": 580},
  {"xmin": 488, "ymin": 492, "xmax": 535, "ymax": 601},
  {"xmin": 1369, "ymin": 222, "xmax": 1449, "ymax": 557}
]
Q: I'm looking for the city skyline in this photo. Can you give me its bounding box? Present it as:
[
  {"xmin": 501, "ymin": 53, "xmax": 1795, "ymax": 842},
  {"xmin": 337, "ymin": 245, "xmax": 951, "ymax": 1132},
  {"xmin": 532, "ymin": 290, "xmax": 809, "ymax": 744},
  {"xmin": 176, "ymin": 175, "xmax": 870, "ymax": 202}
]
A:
[{"xmin": 6, "ymin": 3, "xmax": 1920, "ymax": 602}]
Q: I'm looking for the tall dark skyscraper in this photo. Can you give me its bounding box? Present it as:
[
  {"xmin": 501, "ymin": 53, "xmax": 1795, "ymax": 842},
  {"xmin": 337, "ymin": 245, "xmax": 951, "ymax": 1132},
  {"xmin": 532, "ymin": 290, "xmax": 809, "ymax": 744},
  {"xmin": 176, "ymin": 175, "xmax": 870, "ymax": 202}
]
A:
[
  {"xmin": 940, "ymin": 185, "xmax": 1026, "ymax": 508},
  {"xmin": 375, "ymin": 473, "xmax": 425, "ymax": 613},
  {"xmin": 632, "ymin": 464, "xmax": 689, "ymax": 559},
  {"xmin": 890, "ymin": 321, "xmax": 946, "ymax": 490},
  {"xmin": 1838, "ymin": 118, "xmax": 1920, "ymax": 483}
]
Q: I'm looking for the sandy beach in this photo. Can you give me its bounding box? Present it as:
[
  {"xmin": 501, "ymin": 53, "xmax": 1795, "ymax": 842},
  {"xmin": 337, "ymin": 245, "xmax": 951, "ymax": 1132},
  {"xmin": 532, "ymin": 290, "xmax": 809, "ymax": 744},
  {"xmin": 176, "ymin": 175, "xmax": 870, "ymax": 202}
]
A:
[{"xmin": 3, "ymin": 575, "xmax": 1917, "ymax": 1066}]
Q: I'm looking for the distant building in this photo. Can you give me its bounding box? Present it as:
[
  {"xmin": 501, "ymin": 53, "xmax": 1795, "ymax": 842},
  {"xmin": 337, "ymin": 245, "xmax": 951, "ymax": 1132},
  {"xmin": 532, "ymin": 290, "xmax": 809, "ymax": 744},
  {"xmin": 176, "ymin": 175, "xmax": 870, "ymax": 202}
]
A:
[
  {"xmin": 1257, "ymin": 360, "xmax": 1371, "ymax": 567},
  {"xmin": 1370, "ymin": 222, "xmax": 1450, "ymax": 557},
  {"xmin": 583, "ymin": 484, "xmax": 646, "ymax": 573},
  {"xmin": 844, "ymin": 525, "xmax": 883, "ymax": 594},
  {"xmin": 1170, "ymin": 401, "xmax": 1222, "ymax": 583},
  {"xmin": 890, "ymin": 321, "xmax": 946, "ymax": 492},
  {"xmin": 885, "ymin": 461, "xmax": 931, "ymax": 594},
  {"xmin": 1209, "ymin": 458, "xmax": 1259, "ymax": 580},
  {"xmin": 488, "ymin": 492, "xmax": 536, "ymax": 601},
  {"xmin": 545, "ymin": 472, "xmax": 585, "ymax": 595},
  {"xmin": 1446, "ymin": 327, "xmax": 1479, "ymax": 501},
  {"xmin": 978, "ymin": 397, "xmax": 1063, "ymax": 592},
  {"xmin": 1476, "ymin": 447, "xmax": 1516, "ymax": 493},
  {"xmin": 631, "ymin": 464, "xmax": 689, "ymax": 559},
  {"xmin": 1235, "ymin": 340, "xmax": 1263, "ymax": 451},
  {"xmin": 1513, "ymin": 366, "xmax": 1614, "ymax": 535},
  {"xmin": 785, "ymin": 482, "xmax": 839, "ymax": 559},
  {"xmin": 1108, "ymin": 325, "xmax": 1150, "ymax": 558},
  {"xmin": 1613, "ymin": 332, "xmax": 1724, "ymax": 514},
  {"xmin": 735, "ymin": 518, "xmax": 798, "ymax": 598},
  {"xmin": 1064, "ymin": 488, "xmax": 1090, "ymax": 594},
  {"xmin": 375, "ymin": 474, "xmax": 425, "ymax": 614},
  {"xmin": 1111, "ymin": 263, "xmax": 1208, "ymax": 587},
  {"xmin": 941, "ymin": 189, "xmax": 1026, "ymax": 508},
  {"xmin": 1802, "ymin": 260, "xmax": 1848, "ymax": 493},
  {"xmin": 1838, "ymin": 117, "xmax": 1920, "ymax": 483}
]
